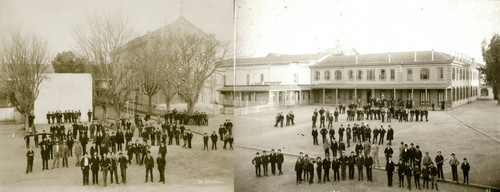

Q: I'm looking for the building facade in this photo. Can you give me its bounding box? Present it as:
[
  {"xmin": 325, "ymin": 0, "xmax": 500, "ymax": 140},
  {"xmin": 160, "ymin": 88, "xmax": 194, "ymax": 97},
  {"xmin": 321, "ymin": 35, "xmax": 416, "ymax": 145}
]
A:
[{"xmin": 220, "ymin": 50, "xmax": 482, "ymax": 109}]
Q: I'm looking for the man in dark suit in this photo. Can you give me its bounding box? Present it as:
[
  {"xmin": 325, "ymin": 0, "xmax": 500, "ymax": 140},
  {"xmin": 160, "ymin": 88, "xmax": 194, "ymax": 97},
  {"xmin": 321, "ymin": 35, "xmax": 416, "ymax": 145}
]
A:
[
  {"xmin": 101, "ymin": 153, "xmax": 110, "ymax": 187},
  {"xmin": 118, "ymin": 152, "xmax": 128, "ymax": 184},
  {"xmin": 144, "ymin": 151, "xmax": 155, "ymax": 182},
  {"xmin": 356, "ymin": 154, "xmax": 365, "ymax": 181},
  {"xmin": 435, "ymin": 151, "xmax": 445, "ymax": 180},
  {"xmin": 203, "ymin": 133, "xmax": 209, "ymax": 151},
  {"xmin": 157, "ymin": 154, "xmax": 166, "ymax": 184},
  {"xmin": 261, "ymin": 150, "xmax": 269, "ymax": 176},
  {"xmin": 159, "ymin": 142, "xmax": 167, "ymax": 158},
  {"xmin": 40, "ymin": 144, "xmax": 49, "ymax": 170},
  {"xmin": 294, "ymin": 153, "xmax": 303, "ymax": 184},
  {"xmin": 276, "ymin": 149, "xmax": 284, "ymax": 175},
  {"xmin": 365, "ymin": 154, "xmax": 374, "ymax": 181},
  {"xmin": 384, "ymin": 143, "xmax": 394, "ymax": 163},
  {"xmin": 90, "ymin": 152, "xmax": 100, "ymax": 185},
  {"xmin": 26, "ymin": 147, "xmax": 34, "ymax": 174},
  {"xmin": 252, "ymin": 152, "xmax": 262, "ymax": 177},
  {"xmin": 323, "ymin": 156, "xmax": 331, "ymax": 182},
  {"xmin": 81, "ymin": 153, "xmax": 90, "ymax": 185},
  {"xmin": 269, "ymin": 149, "xmax": 277, "ymax": 175},
  {"xmin": 210, "ymin": 131, "xmax": 218, "ymax": 150},
  {"xmin": 387, "ymin": 125, "xmax": 394, "ymax": 145},
  {"xmin": 332, "ymin": 156, "xmax": 340, "ymax": 181},
  {"xmin": 348, "ymin": 151, "xmax": 356, "ymax": 180},
  {"xmin": 386, "ymin": 157, "xmax": 395, "ymax": 187}
]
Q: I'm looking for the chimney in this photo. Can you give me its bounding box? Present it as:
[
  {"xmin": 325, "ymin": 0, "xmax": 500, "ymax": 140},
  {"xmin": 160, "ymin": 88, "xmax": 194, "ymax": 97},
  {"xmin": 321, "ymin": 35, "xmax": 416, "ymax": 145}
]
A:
[
  {"xmin": 431, "ymin": 49, "xmax": 434, "ymax": 61},
  {"xmin": 388, "ymin": 52, "xmax": 391, "ymax": 62},
  {"xmin": 414, "ymin": 51, "xmax": 417, "ymax": 62}
]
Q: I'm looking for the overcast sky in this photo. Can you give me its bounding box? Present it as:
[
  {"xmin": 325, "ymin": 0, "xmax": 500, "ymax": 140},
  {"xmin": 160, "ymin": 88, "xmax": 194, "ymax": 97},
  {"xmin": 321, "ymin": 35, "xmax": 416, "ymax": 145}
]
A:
[
  {"xmin": 0, "ymin": 0, "xmax": 233, "ymax": 55},
  {"xmin": 236, "ymin": 0, "xmax": 500, "ymax": 62}
]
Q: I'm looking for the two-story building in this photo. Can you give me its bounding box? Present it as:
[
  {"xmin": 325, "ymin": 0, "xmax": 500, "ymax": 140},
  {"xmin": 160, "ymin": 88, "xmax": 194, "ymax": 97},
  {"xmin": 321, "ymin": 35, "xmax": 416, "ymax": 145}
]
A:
[{"xmin": 220, "ymin": 50, "xmax": 482, "ymax": 109}]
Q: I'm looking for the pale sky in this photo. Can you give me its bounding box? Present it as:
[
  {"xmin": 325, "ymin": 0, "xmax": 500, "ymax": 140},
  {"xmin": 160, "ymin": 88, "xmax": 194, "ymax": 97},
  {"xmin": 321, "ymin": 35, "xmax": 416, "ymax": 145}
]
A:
[
  {"xmin": 0, "ymin": 0, "xmax": 233, "ymax": 56},
  {"xmin": 236, "ymin": 0, "xmax": 500, "ymax": 62}
]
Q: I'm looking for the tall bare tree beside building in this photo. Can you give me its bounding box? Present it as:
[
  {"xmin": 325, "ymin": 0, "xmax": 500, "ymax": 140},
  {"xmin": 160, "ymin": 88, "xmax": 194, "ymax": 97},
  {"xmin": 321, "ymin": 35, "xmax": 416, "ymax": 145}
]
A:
[
  {"xmin": 0, "ymin": 29, "xmax": 51, "ymax": 132},
  {"xmin": 127, "ymin": 33, "xmax": 169, "ymax": 114},
  {"xmin": 168, "ymin": 31, "xmax": 228, "ymax": 114},
  {"xmin": 74, "ymin": 13, "xmax": 136, "ymax": 120}
]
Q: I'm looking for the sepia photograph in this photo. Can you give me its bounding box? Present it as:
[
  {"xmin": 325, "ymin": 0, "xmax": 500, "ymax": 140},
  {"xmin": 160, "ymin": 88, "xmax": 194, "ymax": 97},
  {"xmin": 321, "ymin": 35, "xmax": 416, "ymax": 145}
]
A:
[
  {"xmin": 1, "ymin": 0, "xmax": 500, "ymax": 192},
  {"xmin": 231, "ymin": 0, "xmax": 500, "ymax": 192},
  {"xmin": 0, "ymin": 0, "xmax": 233, "ymax": 191}
]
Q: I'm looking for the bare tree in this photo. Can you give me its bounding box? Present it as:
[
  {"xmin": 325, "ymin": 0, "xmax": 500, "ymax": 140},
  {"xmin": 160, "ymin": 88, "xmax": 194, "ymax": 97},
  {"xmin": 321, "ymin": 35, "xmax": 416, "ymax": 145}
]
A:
[
  {"xmin": 74, "ymin": 13, "xmax": 136, "ymax": 120},
  {"xmin": 168, "ymin": 31, "xmax": 228, "ymax": 114},
  {"xmin": 0, "ymin": 29, "xmax": 51, "ymax": 132},
  {"xmin": 127, "ymin": 33, "xmax": 169, "ymax": 114}
]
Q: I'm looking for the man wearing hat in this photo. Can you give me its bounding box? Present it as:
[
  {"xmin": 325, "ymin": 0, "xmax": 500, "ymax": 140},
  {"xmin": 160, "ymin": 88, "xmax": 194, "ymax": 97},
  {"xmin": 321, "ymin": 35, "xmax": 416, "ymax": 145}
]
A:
[
  {"xmin": 294, "ymin": 153, "xmax": 303, "ymax": 184},
  {"xmin": 118, "ymin": 152, "xmax": 128, "ymax": 184},
  {"xmin": 81, "ymin": 153, "xmax": 90, "ymax": 185},
  {"xmin": 449, "ymin": 153, "xmax": 460, "ymax": 182},
  {"xmin": 435, "ymin": 151, "xmax": 445, "ymax": 180},
  {"xmin": 252, "ymin": 152, "xmax": 262, "ymax": 177},
  {"xmin": 385, "ymin": 157, "xmax": 395, "ymax": 187},
  {"xmin": 157, "ymin": 153, "xmax": 166, "ymax": 184},
  {"xmin": 269, "ymin": 149, "xmax": 277, "ymax": 175},
  {"xmin": 144, "ymin": 151, "xmax": 155, "ymax": 182},
  {"xmin": 461, "ymin": 158, "xmax": 470, "ymax": 184},
  {"xmin": 277, "ymin": 149, "xmax": 284, "ymax": 175},
  {"xmin": 429, "ymin": 162, "xmax": 439, "ymax": 190},
  {"xmin": 261, "ymin": 150, "xmax": 269, "ymax": 176}
]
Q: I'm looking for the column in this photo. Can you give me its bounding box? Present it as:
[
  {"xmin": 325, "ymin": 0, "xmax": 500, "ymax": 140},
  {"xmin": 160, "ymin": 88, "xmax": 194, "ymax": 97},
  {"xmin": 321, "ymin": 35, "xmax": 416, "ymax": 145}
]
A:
[
  {"xmin": 411, "ymin": 89, "xmax": 414, "ymax": 100},
  {"xmin": 285, "ymin": 90, "xmax": 288, "ymax": 107},
  {"xmin": 268, "ymin": 91, "xmax": 273, "ymax": 106},
  {"xmin": 322, "ymin": 88, "xmax": 325, "ymax": 105},
  {"xmin": 299, "ymin": 90, "xmax": 302, "ymax": 105},
  {"xmin": 355, "ymin": 88, "xmax": 357, "ymax": 101},
  {"xmin": 253, "ymin": 92, "xmax": 256, "ymax": 102},
  {"xmin": 336, "ymin": 88, "xmax": 339, "ymax": 106},
  {"xmin": 309, "ymin": 90, "xmax": 312, "ymax": 104},
  {"xmin": 425, "ymin": 88, "xmax": 428, "ymax": 106},
  {"xmin": 394, "ymin": 89, "xmax": 396, "ymax": 100}
]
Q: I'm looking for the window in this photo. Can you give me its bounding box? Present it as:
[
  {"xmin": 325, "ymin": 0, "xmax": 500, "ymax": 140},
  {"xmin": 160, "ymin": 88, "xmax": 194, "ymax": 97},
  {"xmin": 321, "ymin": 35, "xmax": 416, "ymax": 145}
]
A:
[
  {"xmin": 390, "ymin": 69, "xmax": 395, "ymax": 80},
  {"xmin": 314, "ymin": 71, "xmax": 320, "ymax": 81},
  {"xmin": 420, "ymin": 91, "xmax": 430, "ymax": 105},
  {"xmin": 348, "ymin": 70, "xmax": 354, "ymax": 80},
  {"xmin": 452, "ymin": 68, "xmax": 455, "ymax": 80},
  {"xmin": 407, "ymin": 68, "xmax": 413, "ymax": 81},
  {"xmin": 260, "ymin": 74, "xmax": 264, "ymax": 83},
  {"xmin": 335, "ymin": 70, "xmax": 342, "ymax": 80},
  {"xmin": 324, "ymin": 71, "xmax": 330, "ymax": 80},
  {"xmin": 246, "ymin": 74, "xmax": 250, "ymax": 85},
  {"xmin": 357, "ymin": 70, "xmax": 363, "ymax": 80},
  {"xmin": 420, "ymin": 68, "xmax": 429, "ymax": 80},
  {"xmin": 380, "ymin": 69, "xmax": 386, "ymax": 80},
  {"xmin": 293, "ymin": 73, "xmax": 298, "ymax": 83},
  {"xmin": 438, "ymin": 68, "xmax": 444, "ymax": 80},
  {"xmin": 367, "ymin": 70, "xmax": 375, "ymax": 80}
]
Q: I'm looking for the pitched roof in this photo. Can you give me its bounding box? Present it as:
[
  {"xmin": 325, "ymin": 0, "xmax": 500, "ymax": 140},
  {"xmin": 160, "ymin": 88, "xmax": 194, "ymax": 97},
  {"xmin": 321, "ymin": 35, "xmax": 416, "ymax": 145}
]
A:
[
  {"xmin": 222, "ymin": 52, "xmax": 332, "ymax": 67},
  {"xmin": 119, "ymin": 17, "xmax": 207, "ymax": 53},
  {"xmin": 312, "ymin": 51, "xmax": 453, "ymax": 68}
]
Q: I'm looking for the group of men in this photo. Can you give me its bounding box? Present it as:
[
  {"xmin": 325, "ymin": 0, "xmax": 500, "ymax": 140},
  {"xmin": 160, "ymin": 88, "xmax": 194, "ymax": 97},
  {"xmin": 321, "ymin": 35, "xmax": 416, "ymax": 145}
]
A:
[
  {"xmin": 46, "ymin": 110, "xmax": 91, "ymax": 124},
  {"xmin": 25, "ymin": 112, "xmax": 231, "ymax": 187},
  {"xmin": 162, "ymin": 109, "xmax": 209, "ymax": 126},
  {"xmin": 273, "ymin": 111, "xmax": 295, "ymax": 127},
  {"xmin": 312, "ymin": 123, "xmax": 395, "ymax": 150},
  {"xmin": 251, "ymin": 149, "xmax": 285, "ymax": 177}
]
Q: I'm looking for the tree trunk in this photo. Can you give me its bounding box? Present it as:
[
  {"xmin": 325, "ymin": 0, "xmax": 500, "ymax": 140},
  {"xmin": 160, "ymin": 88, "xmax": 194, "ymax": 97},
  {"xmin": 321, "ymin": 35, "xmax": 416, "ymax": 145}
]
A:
[
  {"xmin": 187, "ymin": 99, "xmax": 194, "ymax": 115},
  {"xmin": 165, "ymin": 95, "xmax": 171, "ymax": 111},
  {"xmin": 115, "ymin": 103, "xmax": 121, "ymax": 120},
  {"xmin": 102, "ymin": 106, "xmax": 108, "ymax": 121},
  {"xmin": 148, "ymin": 94, "xmax": 153, "ymax": 114},
  {"xmin": 497, "ymin": 91, "xmax": 500, "ymax": 105},
  {"xmin": 24, "ymin": 113, "xmax": 30, "ymax": 133}
]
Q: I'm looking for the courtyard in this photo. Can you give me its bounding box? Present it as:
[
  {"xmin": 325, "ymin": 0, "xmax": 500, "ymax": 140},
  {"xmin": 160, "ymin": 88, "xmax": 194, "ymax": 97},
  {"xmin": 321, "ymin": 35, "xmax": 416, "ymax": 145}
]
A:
[
  {"xmin": 234, "ymin": 100, "xmax": 500, "ymax": 192},
  {"xmin": 0, "ymin": 114, "xmax": 234, "ymax": 192}
]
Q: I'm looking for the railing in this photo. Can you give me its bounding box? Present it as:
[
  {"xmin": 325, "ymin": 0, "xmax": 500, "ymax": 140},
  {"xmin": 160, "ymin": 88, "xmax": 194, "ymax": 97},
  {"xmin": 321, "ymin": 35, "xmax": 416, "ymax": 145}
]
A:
[
  {"xmin": 221, "ymin": 103, "xmax": 271, "ymax": 115},
  {"xmin": 221, "ymin": 100, "xmax": 269, "ymax": 107}
]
